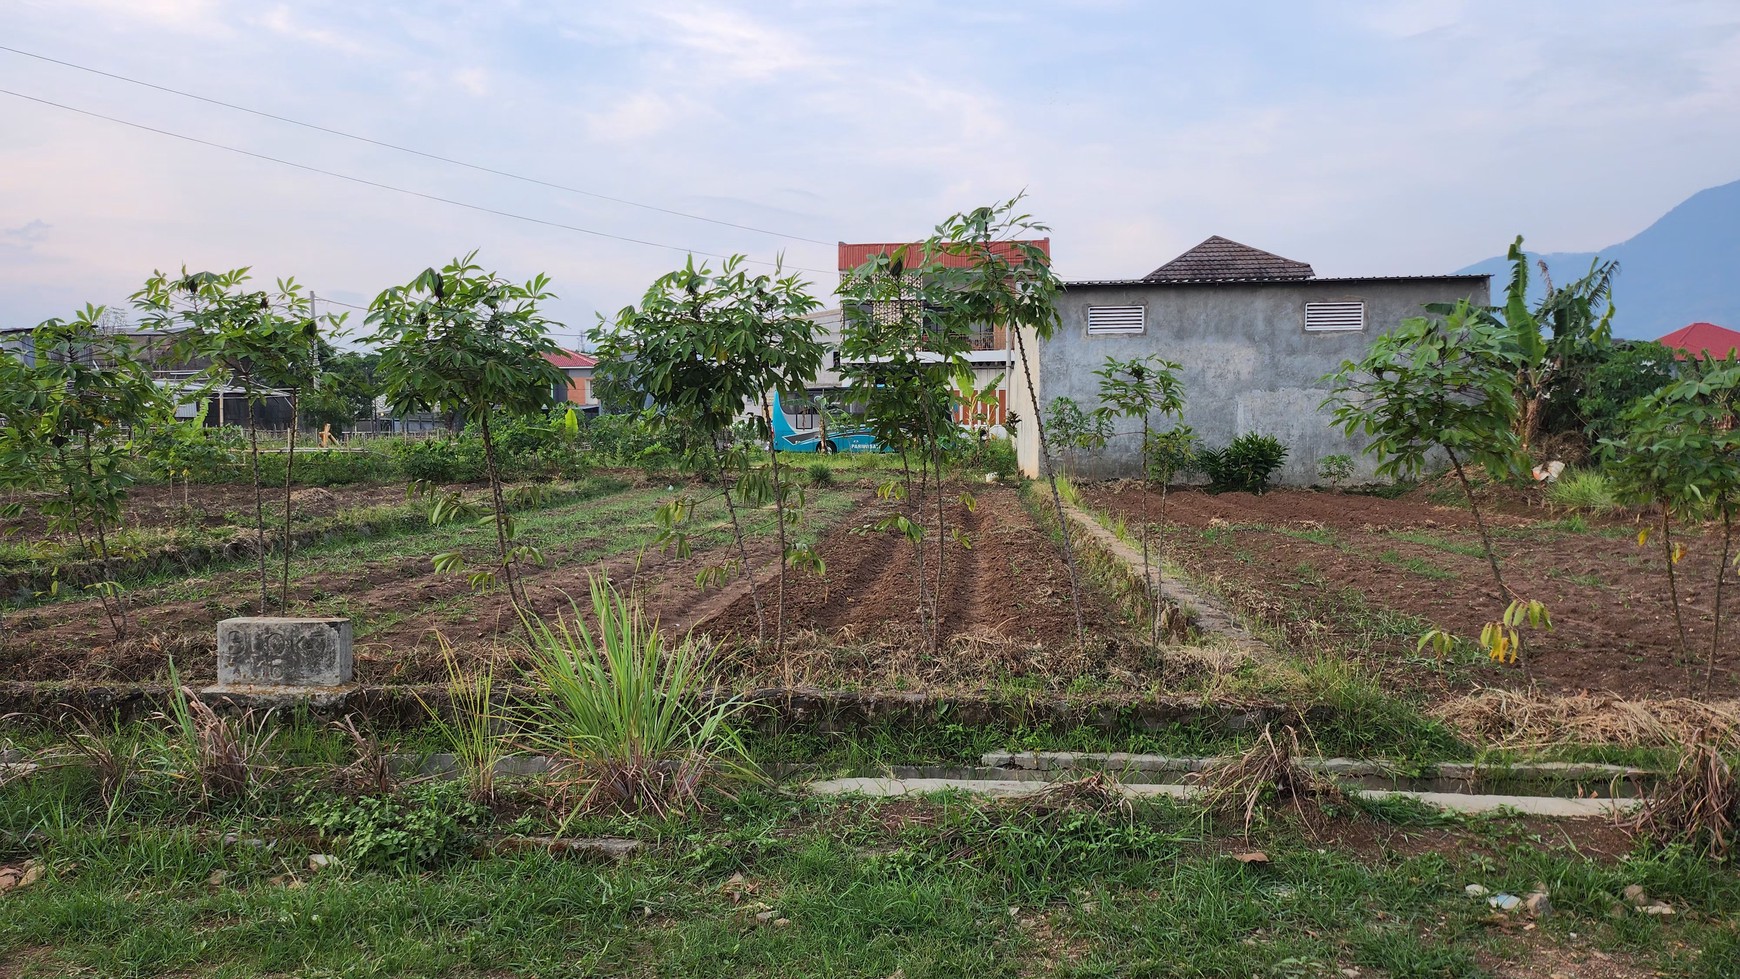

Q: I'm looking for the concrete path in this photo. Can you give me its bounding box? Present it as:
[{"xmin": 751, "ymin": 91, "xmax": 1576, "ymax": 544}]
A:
[{"xmin": 807, "ymin": 776, "xmax": 1637, "ymax": 818}]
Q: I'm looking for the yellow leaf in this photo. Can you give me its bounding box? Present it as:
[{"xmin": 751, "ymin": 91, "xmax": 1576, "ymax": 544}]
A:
[
  {"xmin": 1637, "ymin": 528, "xmax": 1649, "ymax": 547},
  {"xmin": 1671, "ymin": 543, "xmax": 1686, "ymax": 565}
]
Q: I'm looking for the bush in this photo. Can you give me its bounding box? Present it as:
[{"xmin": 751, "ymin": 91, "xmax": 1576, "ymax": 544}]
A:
[
  {"xmin": 1316, "ymin": 453, "xmax": 1355, "ymax": 487},
  {"xmin": 260, "ymin": 448, "xmax": 396, "ymax": 487},
  {"xmin": 806, "ymin": 462, "xmax": 834, "ymax": 487},
  {"xmin": 393, "ymin": 437, "xmax": 486, "ymax": 484},
  {"xmin": 304, "ymin": 781, "xmax": 489, "ymax": 871},
  {"xmin": 1546, "ymin": 468, "xmax": 1621, "ymax": 512},
  {"xmin": 1197, "ymin": 433, "xmax": 1288, "ymax": 495},
  {"xmin": 1144, "ymin": 425, "xmax": 1200, "ymax": 485},
  {"xmin": 952, "ymin": 434, "xmax": 1019, "ymax": 481}
]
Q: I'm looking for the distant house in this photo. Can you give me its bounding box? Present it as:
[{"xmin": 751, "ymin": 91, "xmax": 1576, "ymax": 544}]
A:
[
  {"xmin": 1657, "ymin": 321, "xmax": 1740, "ymax": 361},
  {"xmin": 545, "ymin": 349, "xmax": 600, "ymax": 413},
  {"xmin": 1008, "ymin": 236, "xmax": 1491, "ymax": 485},
  {"xmin": 805, "ymin": 240, "xmax": 1046, "ymax": 429}
]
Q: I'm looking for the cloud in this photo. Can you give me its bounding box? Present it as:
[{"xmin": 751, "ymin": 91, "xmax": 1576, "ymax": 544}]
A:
[
  {"xmin": 4, "ymin": 219, "xmax": 51, "ymax": 244},
  {"xmin": 253, "ymin": 5, "xmax": 375, "ymax": 56}
]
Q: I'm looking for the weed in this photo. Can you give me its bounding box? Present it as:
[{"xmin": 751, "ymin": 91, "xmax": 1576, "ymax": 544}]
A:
[
  {"xmin": 1547, "ymin": 468, "xmax": 1622, "ymax": 513},
  {"xmin": 1377, "ymin": 549, "xmax": 1458, "ymax": 580},
  {"xmin": 1385, "ymin": 530, "xmax": 1486, "ymax": 558},
  {"xmin": 304, "ymin": 780, "xmax": 489, "ymax": 872},
  {"xmin": 1194, "ymin": 725, "xmax": 1343, "ymax": 834},
  {"xmin": 1623, "ymin": 740, "xmax": 1738, "ymax": 861},
  {"xmin": 805, "ymin": 462, "xmax": 834, "ymax": 488},
  {"xmin": 161, "ymin": 668, "xmax": 276, "ymax": 800},
  {"xmin": 519, "ymin": 574, "xmax": 760, "ymax": 817},
  {"xmin": 417, "ymin": 635, "xmax": 508, "ymax": 804}
]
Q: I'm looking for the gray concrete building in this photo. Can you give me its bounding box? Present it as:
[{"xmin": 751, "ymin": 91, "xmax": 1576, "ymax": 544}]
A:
[{"xmin": 1007, "ymin": 236, "xmax": 1490, "ymax": 485}]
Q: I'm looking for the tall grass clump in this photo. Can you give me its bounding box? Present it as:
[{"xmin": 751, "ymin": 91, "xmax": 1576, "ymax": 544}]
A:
[
  {"xmin": 160, "ymin": 661, "xmax": 277, "ymax": 800},
  {"xmin": 418, "ymin": 636, "xmax": 509, "ymax": 804},
  {"xmin": 1546, "ymin": 468, "xmax": 1621, "ymax": 513},
  {"xmin": 519, "ymin": 574, "xmax": 758, "ymax": 816}
]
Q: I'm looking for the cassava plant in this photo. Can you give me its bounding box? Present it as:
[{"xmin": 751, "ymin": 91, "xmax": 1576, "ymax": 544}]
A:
[
  {"xmin": 1326, "ymin": 301, "xmax": 1549, "ymax": 677},
  {"xmin": 134, "ymin": 267, "xmax": 333, "ymax": 614},
  {"xmin": 368, "ymin": 253, "xmax": 567, "ymax": 610},
  {"xmin": 0, "ymin": 308, "xmax": 170, "ymax": 636},
  {"xmin": 590, "ymin": 254, "xmax": 825, "ymax": 660},
  {"xmin": 1092, "ymin": 355, "xmax": 1184, "ymax": 643}
]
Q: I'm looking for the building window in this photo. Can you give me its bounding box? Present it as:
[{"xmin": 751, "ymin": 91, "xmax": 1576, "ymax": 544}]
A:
[
  {"xmin": 1304, "ymin": 301, "xmax": 1365, "ymax": 332},
  {"xmin": 1086, "ymin": 305, "xmax": 1146, "ymax": 335}
]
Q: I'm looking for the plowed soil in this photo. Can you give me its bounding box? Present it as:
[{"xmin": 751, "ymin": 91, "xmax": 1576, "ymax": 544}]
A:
[
  {"xmin": 1, "ymin": 483, "xmax": 1138, "ymax": 690},
  {"xmin": 1088, "ymin": 484, "xmax": 1738, "ymax": 698}
]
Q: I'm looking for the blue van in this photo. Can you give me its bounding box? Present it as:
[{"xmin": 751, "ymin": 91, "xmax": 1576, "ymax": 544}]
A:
[{"xmin": 768, "ymin": 390, "xmax": 883, "ymax": 453}]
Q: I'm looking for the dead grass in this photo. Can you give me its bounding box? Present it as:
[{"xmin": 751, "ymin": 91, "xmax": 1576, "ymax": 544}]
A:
[
  {"xmin": 1006, "ymin": 772, "xmax": 1133, "ymax": 824},
  {"xmin": 1622, "ymin": 739, "xmax": 1738, "ymax": 860},
  {"xmin": 1192, "ymin": 725, "xmax": 1343, "ymax": 836},
  {"xmin": 1433, "ymin": 688, "xmax": 1740, "ymax": 751}
]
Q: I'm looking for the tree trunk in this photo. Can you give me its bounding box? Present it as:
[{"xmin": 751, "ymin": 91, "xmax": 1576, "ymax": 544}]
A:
[
  {"xmin": 1445, "ymin": 446, "xmax": 1531, "ymax": 681},
  {"xmin": 1660, "ymin": 507, "xmax": 1691, "ymax": 694},
  {"xmin": 715, "ymin": 443, "xmax": 765, "ymax": 643},
  {"xmin": 247, "ymin": 398, "xmax": 268, "ymax": 615},
  {"xmin": 477, "ymin": 412, "xmax": 519, "ymax": 610},
  {"xmin": 1141, "ymin": 417, "xmax": 1155, "ymax": 645},
  {"xmin": 281, "ymin": 388, "xmax": 298, "ymax": 611},
  {"xmin": 763, "ymin": 400, "xmax": 788, "ymax": 664},
  {"xmin": 72, "ymin": 439, "xmax": 126, "ymax": 637},
  {"xmin": 1014, "ymin": 327, "xmax": 1085, "ymax": 644},
  {"xmin": 1709, "ymin": 500, "xmax": 1732, "ymax": 697}
]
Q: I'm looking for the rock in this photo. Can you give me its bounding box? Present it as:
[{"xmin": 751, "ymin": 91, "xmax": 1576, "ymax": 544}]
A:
[
  {"xmin": 1232, "ymin": 852, "xmax": 1268, "ymax": 864},
  {"xmin": 207, "ymin": 869, "xmax": 229, "ymax": 887},
  {"xmin": 1525, "ymin": 889, "xmax": 1553, "ymax": 917},
  {"xmin": 222, "ymin": 833, "xmax": 274, "ymax": 850},
  {"xmin": 773, "ymin": 917, "xmax": 792, "ymax": 927},
  {"xmin": 1623, "ymin": 884, "xmax": 1649, "ymax": 906},
  {"xmin": 308, "ymin": 854, "xmax": 336, "ymax": 870},
  {"xmin": 754, "ymin": 910, "xmax": 781, "ymax": 923},
  {"xmin": 1640, "ymin": 902, "xmax": 1675, "ymax": 915},
  {"xmin": 1489, "ymin": 893, "xmax": 1522, "ymax": 912},
  {"xmin": 1465, "ymin": 884, "xmax": 1490, "ymax": 897}
]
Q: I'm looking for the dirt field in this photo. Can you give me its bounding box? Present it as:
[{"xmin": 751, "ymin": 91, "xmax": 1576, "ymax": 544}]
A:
[
  {"xmin": 1088, "ymin": 483, "xmax": 1737, "ymax": 698},
  {"xmin": 0, "ymin": 482, "xmax": 1140, "ymax": 690}
]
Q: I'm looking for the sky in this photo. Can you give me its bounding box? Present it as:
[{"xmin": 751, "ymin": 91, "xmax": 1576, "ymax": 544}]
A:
[{"xmin": 3, "ymin": 0, "xmax": 1738, "ymax": 347}]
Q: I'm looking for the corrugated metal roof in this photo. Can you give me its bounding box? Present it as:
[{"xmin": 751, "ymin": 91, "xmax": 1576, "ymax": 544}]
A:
[{"xmin": 1065, "ymin": 273, "xmax": 1491, "ymax": 288}]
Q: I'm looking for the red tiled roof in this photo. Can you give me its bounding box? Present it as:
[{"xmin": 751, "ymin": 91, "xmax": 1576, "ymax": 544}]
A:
[
  {"xmin": 1145, "ymin": 235, "xmax": 1314, "ymax": 282},
  {"xmin": 544, "ymin": 349, "xmax": 597, "ymax": 369},
  {"xmin": 837, "ymin": 239, "xmax": 1050, "ymax": 272},
  {"xmin": 1657, "ymin": 322, "xmax": 1740, "ymax": 361}
]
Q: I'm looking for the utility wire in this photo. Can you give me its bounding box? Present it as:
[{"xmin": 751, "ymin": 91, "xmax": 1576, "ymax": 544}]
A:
[
  {"xmin": 0, "ymin": 87, "xmax": 835, "ymax": 276},
  {"xmin": 0, "ymin": 44, "xmax": 836, "ymax": 247}
]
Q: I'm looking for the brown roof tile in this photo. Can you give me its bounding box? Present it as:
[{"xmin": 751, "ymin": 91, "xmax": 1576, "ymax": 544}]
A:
[{"xmin": 1144, "ymin": 235, "xmax": 1314, "ymax": 282}]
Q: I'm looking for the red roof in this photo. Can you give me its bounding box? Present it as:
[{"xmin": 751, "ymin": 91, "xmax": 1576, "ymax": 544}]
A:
[
  {"xmin": 1656, "ymin": 322, "xmax": 1740, "ymax": 361},
  {"xmin": 543, "ymin": 349, "xmax": 597, "ymax": 369},
  {"xmin": 837, "ymin": 239, "xmax": 1050, "ymax": 272}
]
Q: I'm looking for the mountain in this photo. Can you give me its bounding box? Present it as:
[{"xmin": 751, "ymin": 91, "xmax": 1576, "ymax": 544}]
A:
[{"xmin": 1457, "ymin": 178, "xmax": 1740, "ymax": 340}]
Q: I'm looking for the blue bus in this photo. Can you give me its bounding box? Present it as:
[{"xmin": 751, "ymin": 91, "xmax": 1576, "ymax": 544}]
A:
[{"xmin": 768, "ymin": 390, "xmax": 883, "ymax": 453}]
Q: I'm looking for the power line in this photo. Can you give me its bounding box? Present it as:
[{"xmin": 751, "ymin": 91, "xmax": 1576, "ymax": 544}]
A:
[
  {"xmin": 0, "ymin": 44, "xmax": 836, "ymax": 247},
  {"xmin": 0, "ymin": 87, "xmax": 835, "ymax": 276}
]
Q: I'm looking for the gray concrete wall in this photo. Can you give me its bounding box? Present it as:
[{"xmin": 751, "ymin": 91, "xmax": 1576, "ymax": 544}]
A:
[{"xmin": 1032, "ymin": 276, "xmax": 1491, "ymax": 485}]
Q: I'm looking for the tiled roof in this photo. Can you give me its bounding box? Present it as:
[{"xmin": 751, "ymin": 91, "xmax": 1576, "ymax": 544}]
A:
[
  {"xmin": 1144, "ymin": 235, "xmax": 1314, "ymax": 282},
  {"xmin": 544, "ymin": 349, "xmax": 597, "ymax": 369},
  {"xmin": 1657, "ymin": 321, "xmax": 1740, "ymax": 360},
  {"xmin": 838, "ymin": 239, "xmax": 1050, "ymax": 272},
  {"xmin": 1065, "ymin": 273, "xmax": 1488, "ymax": 288}
]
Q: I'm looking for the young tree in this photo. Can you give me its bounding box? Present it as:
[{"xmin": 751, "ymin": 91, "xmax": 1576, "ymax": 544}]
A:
[
  {"xmin": 930, "ymin": 197, "xmax": 1087, "ymax": 643},
  {"xmin": 1603, "ymin": 360, "xmax": 1740, "ymax": 694},
  {"xmin": 0, "ymin": 307, "xmax": 171, "ymax": 636},
  {"xmin": 591, "ymin": 255, "xmax": 824, "ymax": 657},
  {"xmin": 134, "ymin": 267, "xmax": 330, "ymax": 614},
  {"xmin": 1043, "ymin": 396, "xmax": 1108, "ymax": 479},
  {"xmin": 368, "ymin": 253, "xmax": 567, "ymax": 609},
  {"xmin": 1326, "ymin": 301, "xmax": 1547, "ymax": 677},
  {"xmin": 1093, "ymin": 356, "xmax": 1184, "ymax": 643}
]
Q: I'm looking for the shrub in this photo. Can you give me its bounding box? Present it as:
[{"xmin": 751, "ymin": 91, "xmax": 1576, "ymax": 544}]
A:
[
  {"xmin": 257, "ymin": 448, "xmax": 396, "ymax": 487},
  {"xmin": 393, "ymin": 437, "xmax": 486, "ymax": 484},
  {"xmin": 304, "ymin": 781, "xmax": 489, "ymax": 872},
  {"xmin": 806, "ymin": 462, "xmax": 834, "ymax": 487},
  {"xmin": 1316, "ymin": 453, "xmax": 1356, "ymax": 487},
  {"xmin": 518, "ymin": 575, "xmax": 759, "ymax": 816},
  {"xmin": 1144, "ymin": 426, "xmax": 1200, "ymax": 485},
  {"xmin": 1197, "ymin": 433, "xmax": 1288, "ymax": 494},
  {"xmin": 1545, "ymin": 468, "xmax": 1620, "ymax": 512}
]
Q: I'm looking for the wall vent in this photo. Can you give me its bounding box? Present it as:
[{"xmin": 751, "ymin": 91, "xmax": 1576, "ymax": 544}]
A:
[
  {"xmin": 1304, "ymin": 301, "xmax": 1365, "ymax": 332},
  {"xmin": 1086, "ymin": 305, "xmax": 1146, "ymax": 335}
]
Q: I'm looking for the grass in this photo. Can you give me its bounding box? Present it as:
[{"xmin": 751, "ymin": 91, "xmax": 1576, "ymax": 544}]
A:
[
  {"xmin": 6, "ymin": 756, "xmax": 1740, "ymax": 978},
  {"xmin": 1385, "ymin": 530, "xmax": 1488, "ymax": 559},
  {"xmin": 1547, "ymin": 468, "xmax": 1623, "ymax": 513},
  {"xmin": 1378, "ymin": 549, "xmax": 1460, "ymax": 580}
]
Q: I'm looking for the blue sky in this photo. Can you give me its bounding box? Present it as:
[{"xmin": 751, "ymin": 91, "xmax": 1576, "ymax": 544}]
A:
[{"xmin": 3, "ymin": 0, "xmax": 1738, "ymax": 345}]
